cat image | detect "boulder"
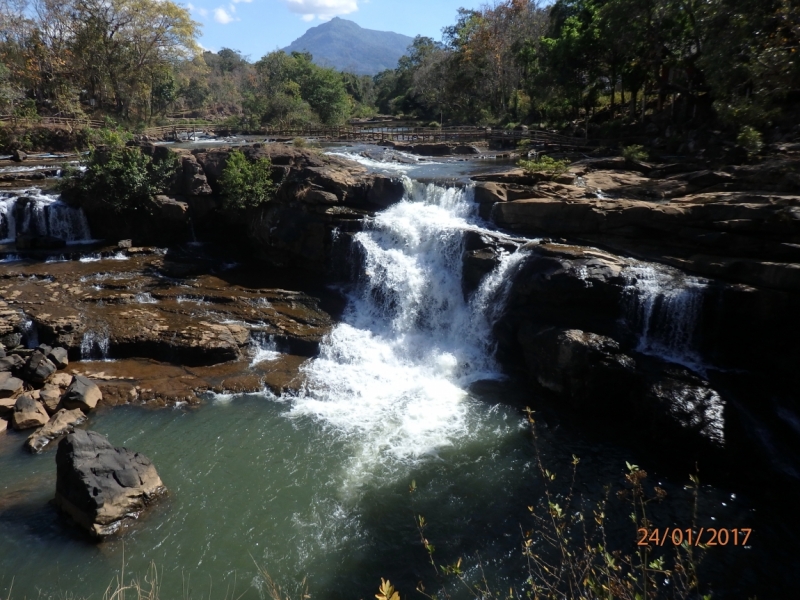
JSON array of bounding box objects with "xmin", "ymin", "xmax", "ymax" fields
[
  {"xmin": 0, "ymin": 396, "xmax": 15, "ymax": 417},
  {"xmin": 22, "ymin": 351, "xmax": 57, "ymax": 386},
  {"xmin": 0, "ymin": 371, "xmax": 23, "ymax": 398},
  {"xmin": 11, "ymin": 149, "xmax": 27, "ymax": 162},
  {"xmin": 26, "ymin": 408, "xmax": 86, "ymax": 453},
  {"xmin": 0, "ymin": 355, "xmax": 24, "ymax": 373},
  {"xmin": 49, "ymin": 372, "xmax": 73, "ymax": 388},
  {"xmin": 61, "ymin": 375, "xmax": 102, "ymax": 411},
  {"xmin": 118, "ymin": 239, "xmax": 133, "ymax": 249},
  {"xmin": 11, "ymin": 394, "xmax": 49, "ymax": 430},
  {"xmin": 47, "ymin": 347, "xmax": 69, "ymax": 369},
  {"xmin": 54, "ymin": 430, "xmax": 165, "ymax": 537},
  {"xmin": 152, "ymin": 196, "xmax": 189, "ymax": 222},
  {"xmin": 39, "ymin": 384, "xmax": 63, "ymax": 414}
]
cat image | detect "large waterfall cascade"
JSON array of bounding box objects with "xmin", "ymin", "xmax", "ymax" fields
[{"xmin": 283, "ymin": 179, "xmax": 528, "ymax": 485}]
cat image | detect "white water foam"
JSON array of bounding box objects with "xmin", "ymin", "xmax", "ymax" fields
[
  {"xmin": 284, "ymin": 179, "xmax": 527, "ymax": 489},
  {"xmin": 327, "ymin": 151, "xmax": 435, "ymax": 174}
]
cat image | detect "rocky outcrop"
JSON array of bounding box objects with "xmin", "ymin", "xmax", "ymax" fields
[
  {"xmin": 521, "ymin": 327, "xmax": 724, "ymax": 448},
  {"xmin": 54, "ymin": 430, "xmax": 165, "ymax": 537},
  {"xmin": 379, "ymin": 140, "xmax": 482, "ymax": 156},
  {"xmin": 79, "ymin": 144, "xmax": 405, "ymax": 273},
  {"xmin": 474, "ymin": 159, "xmax": 800, "ymax": 294}
]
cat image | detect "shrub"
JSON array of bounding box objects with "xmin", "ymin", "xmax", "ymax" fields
[
  {"xmin": 88, "ymin": 127, "xmax": 133, "ymax": 148},
  {"xmin": 737, "ymin": 125, "xmax": 763, "ymax": 154},
  {"xmin": 408, "ymin": 409, "xmax": 707, "ymax": 600},
  {"xmin": 622, "ymin": 144, "xmax": 649, "ymax": 161},
  {"xmin": 428, "ymin": 121, "xmax": 441, "ymax": 128},
  {"xmin": 518, "ymin": 154, "xmax": 571, "ymax": 178},
  {"xmin": 59, "ymin": 145, "xmax": 178, "ymax": 212},
  {"xmin": 218, "ymin": 149, "xmax": 276, "ymax": 210},
  {"xmin": 292, "ymin": 137, "xmax": 307, "ymax": 148}
]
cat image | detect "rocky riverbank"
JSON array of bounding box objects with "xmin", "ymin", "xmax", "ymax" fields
[{"xmin": 467, "ymin": 152, "xmax": 800, "ymax": 486}]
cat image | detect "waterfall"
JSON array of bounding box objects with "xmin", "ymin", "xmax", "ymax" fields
[
  {"xmin": 80, "ymin": 328, "xmax": 110, "ymax": 360},
  {"xmin": 623, "ymin": 264, "xmax": 706, "ymax": 370},
  {"xmin": 0, "ymin": 189, "xmax": 93, "ymax": 243},
  {"xmin": 250, "ymin": 332, "xmax": 281, "ymax": 366},
  {"xmin": 285, "ymin": 179, "xmax": 527, "ymax": 484}
]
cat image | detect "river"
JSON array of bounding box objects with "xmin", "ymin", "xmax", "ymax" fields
[{"xmin": 0, "ymin": 148, "xmax": 794, "ymax": 599}]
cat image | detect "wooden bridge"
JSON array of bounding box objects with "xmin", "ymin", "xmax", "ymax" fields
[
  {"xmin": 141, "ymin": 123, "xmax": 590, "ymax": 148},
  {"xmin": 0, "ymin": 115, "xmax": 105, "ymax": 129}
]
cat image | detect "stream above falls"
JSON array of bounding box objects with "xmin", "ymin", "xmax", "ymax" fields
[{"xmin": 0, "ymin": 150, "xmax": 796, "ymax": 599}]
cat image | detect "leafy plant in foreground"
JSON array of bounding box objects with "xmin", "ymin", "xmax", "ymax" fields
[
  {"xmin": 736, "ymin": 126, "xmax": 763, "ymax": 155},
  {"xmin": 59, "ymin": 145, "xmax": 178, "ymax": 212},
  {"xmin": 518, "ymin": 155, "xmax": 571, "ymax": 179},
  {"xmin": 219, "ymin": 149, "xmax": 276, "ymax": 210},
  {"xmin": 622, "ymin": 144, "xmax": 649, "ymax": 162}
]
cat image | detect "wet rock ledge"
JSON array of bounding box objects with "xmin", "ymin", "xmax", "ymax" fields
[{"xmin": 0, "ymin": 253, "xmax": 332, "ymax": 407}]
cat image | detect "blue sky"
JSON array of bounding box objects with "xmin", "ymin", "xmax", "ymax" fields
[{"xmin": 182, "ymin": 0, "xmax": 484, "ymax": 59}]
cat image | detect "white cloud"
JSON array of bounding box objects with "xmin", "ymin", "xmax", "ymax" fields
[
  {"xmin": 231, "ymin": 0, "xmax": 252, "ymax": 3},
  {"xmin": 186, "ymin": 3, "xmax": 209, "ymax": 16},
  {"xmin": 284, "ymin": 0, "xmax": 359, "ymax": 20},
  {"xmin": 213, "ymin": 6, "xmax": 236, "ymax": 23}
]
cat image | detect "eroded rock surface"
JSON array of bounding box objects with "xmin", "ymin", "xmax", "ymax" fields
[
  {"xmin": 54, "ymin": 430, "xmax": 165, "ymax": 537},
  {"xmin": 26, "ymin": 407, "xmax": 86, "ymax": 453}
]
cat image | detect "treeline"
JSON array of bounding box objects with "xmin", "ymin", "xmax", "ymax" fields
[{"xmin": 2, "ymin": 0, "xmax": 798, "ymax": 134}]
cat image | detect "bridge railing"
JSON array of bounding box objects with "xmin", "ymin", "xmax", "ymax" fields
[{"xmin": 0, "ymin": 115, "xmax": 105, "ymax": 129}]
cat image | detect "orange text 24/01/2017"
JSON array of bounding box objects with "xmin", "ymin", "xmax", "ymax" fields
[{"xmin": 636, "ymin": 528, "xmax": 752, "ymax": 547}]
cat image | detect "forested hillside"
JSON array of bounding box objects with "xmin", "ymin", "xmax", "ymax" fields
[{"xmin": 1, "ymin": 0, "xmax": 798, "ymax": 137}]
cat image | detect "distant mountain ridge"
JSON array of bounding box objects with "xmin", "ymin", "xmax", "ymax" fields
[{"xmin": 282, "ymin": 18, "xmax": 415, "ymax": 76}]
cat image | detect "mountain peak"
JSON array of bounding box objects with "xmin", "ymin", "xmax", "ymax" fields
[{"xmin": 282, "ymin": 18, "xmax": 415, "ymax": 76}]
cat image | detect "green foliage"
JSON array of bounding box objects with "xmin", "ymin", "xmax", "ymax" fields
[
  {"xmin": 218, "ymin": 150, "xmax": 276, "ymax": 210},
  {"xmin": 293, "ymin": 137, "xmax": 307, "ymax": 149},
  {"xmin": 622, "ymin": 144, "xmax": 648, "ymax": 161},
  {"xmin": 88, "ymin": 127, "xmax": 133, "ymax": 148},
  {"xmin": 518, "ymin": 155, "xmax": 571, "ymax": 178},
  {"xmin": 737, "ymin": 125, "xmax": 764, "ymax": 154},
  {"xmin": 60, "ymin": 146, "xmax": 178, "ymax": 212}
]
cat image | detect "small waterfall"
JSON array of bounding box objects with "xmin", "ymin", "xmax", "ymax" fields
[
  {"xmin": 286, "ymin": 178, "xmax": 527, "ymax": 484},
  {"xmin": 133, "ymin": 292, "xmax": 158, "ymax": 304},
  {"xmin": 0, "ymin": 189, "xmax": 93, "ymax": 243},
  {"xmin": 80, "ymin": 328, "xmax": 110, "ymax": 360},
  {"xmin": 250, "ymin": 332, "xmax": 281, "ymax": 366},
  {"xmin": 624, "ymin": 264, "xmax": 706, "ymax": 369},
  {"xmin": 21, "ymin": 319, "xmax": 39, "ymax": 348}
]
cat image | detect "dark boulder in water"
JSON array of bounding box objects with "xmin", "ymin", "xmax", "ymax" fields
[{"xmin": 54, "ymin": 430, "xmax": 166, "ymax": 537}]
